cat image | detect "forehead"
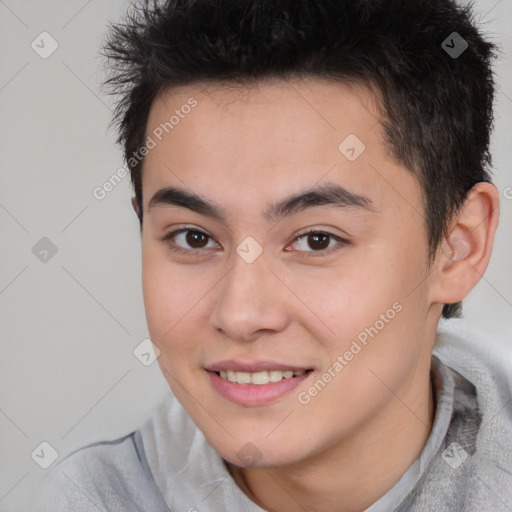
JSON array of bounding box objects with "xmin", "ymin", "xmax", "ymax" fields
[
  {"xmin": 142, "ymin": 77, "xmax": 422, "ymax": 225},
  {"xmin": 147, "ymin": 77, "xmax": 383, "ymax": 151}
]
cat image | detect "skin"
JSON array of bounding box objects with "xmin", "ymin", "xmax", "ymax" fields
[{"xmin": 133, "ymin": 77, "xmax": 499, "ymax": 512}]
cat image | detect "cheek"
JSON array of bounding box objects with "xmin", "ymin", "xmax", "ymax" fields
[
  {"xmin": 300, "ymin": 242, "xmax": 427, "ymax": 363},
  {"xmin": 289, "ymin": 258, "xmax": 398, "ymax": 335},
  {"xmin": 141, "ymin": 243, "xmax": 218, "ymax": 365},
  {"xmin": 141, "ymin": 245, "xmax": 188, "ymax": 346}
]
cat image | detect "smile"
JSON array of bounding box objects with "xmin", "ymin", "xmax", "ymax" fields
[
  {"xmin": 206, "ymin": 368, "xmax": 313, "ymax": 406},
  {"xmin": 217, "ymin": 369, "xmax": 306, "ymax": 385}
]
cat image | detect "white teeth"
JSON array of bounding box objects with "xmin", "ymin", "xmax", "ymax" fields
[
  {"xmin": 251, "ymin": 371, "xmax": 270, "ymax": 385},
  {"xmin": 235, "ymin": 371, "xmax": 252, "ymax": 384},
  {"xmin": 269, "ymin": 370, "xmax": 283, "ymax": 382},
  {"xmin": 217, "ymin": 369, "xmax": 308, "ymax": 384}
]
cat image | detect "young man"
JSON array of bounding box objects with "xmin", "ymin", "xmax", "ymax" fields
[{"xmin": 32, "ymin": 0, "xmax": 511, "ymax": 511}]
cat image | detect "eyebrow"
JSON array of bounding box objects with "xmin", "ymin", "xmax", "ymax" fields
[{"xmin": 147, "ymin": 182, "xmax": 376, "ymax": 224}]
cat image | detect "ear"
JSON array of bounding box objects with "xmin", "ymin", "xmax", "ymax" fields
[{"xmin": 429, "ymin": 182, "xmax": 500, "ymax": 307}]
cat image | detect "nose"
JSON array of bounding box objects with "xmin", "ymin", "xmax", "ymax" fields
[{"xmin": 209, "ymin": 249, "xmax": 291, "ymax": 343}]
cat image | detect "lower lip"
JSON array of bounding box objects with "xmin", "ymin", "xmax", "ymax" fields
[{"xmin": 206, "ymin": 370, "xmax": 312, "ymax": 406}]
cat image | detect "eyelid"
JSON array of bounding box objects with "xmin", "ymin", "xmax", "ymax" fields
[
  {"xmin": 292, "ymin": 226, "xmax": 351, "ymax": 243},
  {"xmin": 157, "ymin": 225, "xmax": 218, "ymax": 256},
  {"xmin": 286, "ymin": 229, "xmax": 348, "ymax": 256}
]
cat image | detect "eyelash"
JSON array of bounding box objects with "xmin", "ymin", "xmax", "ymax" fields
[{"xmin": 158, "ymin": 227, "xmax": 348, "ymax": 258}]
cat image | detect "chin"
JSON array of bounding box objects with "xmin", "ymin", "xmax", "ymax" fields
[{"xmin": 208, "ymin": 433, "xmax": 307, "ymax": 470}]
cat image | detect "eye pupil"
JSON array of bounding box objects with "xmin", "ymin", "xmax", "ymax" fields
[
  {"xmin": 308, "ymin": 233, "xmax": 329, "ymax": 250},
  {"xmin": 186, "ymin": 230, "xmax": 208, "ymax": 248}
]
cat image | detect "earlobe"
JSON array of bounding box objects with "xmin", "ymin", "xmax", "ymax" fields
[{"xmin": 431, "ymin": 182, "xmax": 500, "ymax": 305}]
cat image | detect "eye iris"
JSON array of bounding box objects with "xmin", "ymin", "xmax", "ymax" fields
[
  {"xmin": 308, "ymin": 233, "xmax": 329, "ymax": 251},
  {"xmin": 186, "ymin": 230, "xmax": 208, "ymax": 248}
]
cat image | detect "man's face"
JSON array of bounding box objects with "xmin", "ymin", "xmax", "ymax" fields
[{"xmin": 140, "ymin": 78, "xmax": 437, "ymax": 467}]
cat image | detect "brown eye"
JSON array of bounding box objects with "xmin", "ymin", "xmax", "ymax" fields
[
  {"xmin": 184, "ymin": 230, "xmax": 209, "ymax": 248},
  {"xmin": 159, "ymin": 228, "xmax": 217, "ymax": 256},
  {"xmin": 289, "ymin": 230, "xmax": 347, "ymax": 257},
  {"xmin": 304, "ymin": 232, "xmax": 330, "ymax": 251}
]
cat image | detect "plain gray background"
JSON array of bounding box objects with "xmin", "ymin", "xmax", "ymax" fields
[{"xmin": 0, "ymin": 0, "xmax": 511, "ymax": 510}]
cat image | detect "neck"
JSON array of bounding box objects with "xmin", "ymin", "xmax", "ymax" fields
[{"xmin": 227, "ymin": 365, "xmax": 435, "ymax": 512}]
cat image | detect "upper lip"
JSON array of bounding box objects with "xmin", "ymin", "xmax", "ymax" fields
[{"xmin": 206, "ymin": 360, "xmax": 312, "ymax": 373}]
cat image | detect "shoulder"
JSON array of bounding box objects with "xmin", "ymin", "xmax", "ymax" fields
[
  {"xmin": 31, "ymin": 427, "xmax": 170, "ymax": 511},
  {"xmin": 430, "ymin": 320, "xmax": 512, "ymax": 506}
]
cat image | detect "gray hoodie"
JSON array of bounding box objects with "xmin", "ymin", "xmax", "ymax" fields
[{"xmin": 30, "ymin": 322, "xmax": 512, "ymax": 511}]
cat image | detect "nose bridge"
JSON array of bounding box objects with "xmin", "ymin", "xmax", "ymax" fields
[{"xmin": 210, "ymin": 244, "xmax": 288, "ymax": 340}]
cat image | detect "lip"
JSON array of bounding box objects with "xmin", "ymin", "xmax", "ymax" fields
[
  {"xmin": 206, "ymin": 368, "xmax": 313, "ymax": 406},
  {"xmin": 206, "ymin": 359, "xmax": 312, "ymax": 373}
]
